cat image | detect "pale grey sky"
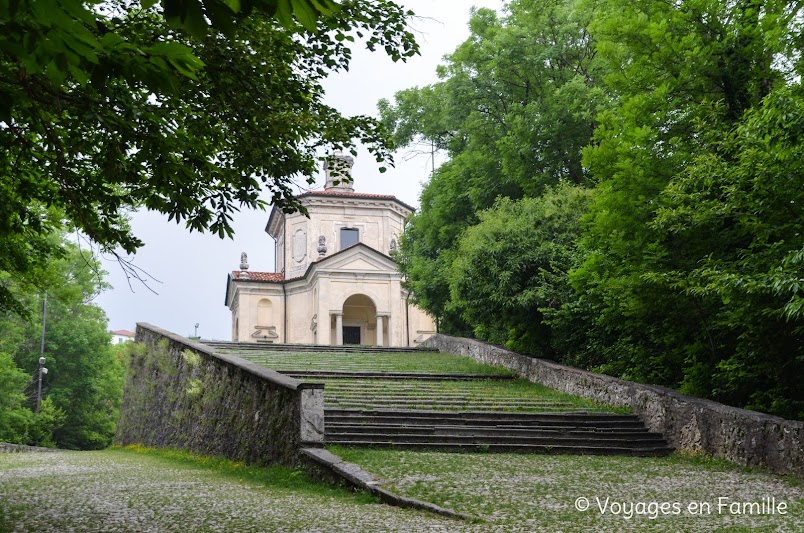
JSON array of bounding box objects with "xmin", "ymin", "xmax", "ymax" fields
[{"xmin": 96, "ymin": 1, "xmax": 504, "ymax": 340}]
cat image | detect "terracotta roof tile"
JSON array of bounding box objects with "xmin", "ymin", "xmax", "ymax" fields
[
  {"xmin": 300, "ymin": 190, "xmax": 397, "ymax": 200},
  {"xmin": 299, "ymin": 190, "xmax": 415, "ymax": 211},
  {"xmin": 231, "ymin": 271, "xmax": 284, "ymax": 282},
  {"xmin": 111, "ymin": 329, "xmax": 135, "ymax": 337}
]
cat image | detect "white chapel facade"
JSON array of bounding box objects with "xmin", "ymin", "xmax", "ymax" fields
[{"xmin": 224, "ymin": 153, "xmax": 436, "ymax": 346}]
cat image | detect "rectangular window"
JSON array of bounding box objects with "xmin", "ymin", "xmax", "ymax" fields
[{"xmin": 340, "ymin": 228, "xmax": 359, "ymax": 250}]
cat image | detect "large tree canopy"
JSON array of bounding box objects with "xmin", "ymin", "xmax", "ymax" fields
[
  {"xmin": 389, "ymin": 0, "xmax": 803, "ymax": 419},
  {"xmin": 0, "ymin": 234, "xmax": 123, "ymax": 449},
  {"xmin": 385, "ymin": 0, "xmax": 606, "ymax": 330},
  {"xmin": 572, "ymin": 0, "xmax": 803, "ymax": 416},
  {"xmin": 449, "ymin": 184, "xmax": 592, "ymax": 356},
  {"xmin": 0, "ymin": 0, "xmax": 418, "ymax": 314}
]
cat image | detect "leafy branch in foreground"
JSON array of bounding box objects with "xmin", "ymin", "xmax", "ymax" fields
[{"xmin": 0, "ymin": 0, "xmax": 419, "ymax": 313}]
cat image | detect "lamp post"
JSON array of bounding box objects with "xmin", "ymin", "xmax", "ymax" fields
[
  {"xmin": 37, "ymin": 293, "xmax": 48, "ymax": 413},
  {"xmin": 36, "ymin": 356, "xmax": 46, "ymax": 413}
]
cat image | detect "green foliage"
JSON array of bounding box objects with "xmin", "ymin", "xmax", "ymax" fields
[
  {"xmin": 572, "ymin": 0, "xmax": 803, "ymax": 417},
  {"xmin": 0, "ymin": 357, "xmax": 66, "ymax": 447},
  {"xmin": 645, "ymin": 83, "xmax": 804, "ymax": 416},
  {"xmin": 450, "ymin": 184, "xmax": 592, "ymax": 356},
  {"xmin": 390, "ymin": 0, "xmax": 606, "ymax": 333},
  {"xmin": 0, "ymin": 236, "xmax": 124, "ymax": 448},
  {"xmin": 390, "ymin": 0, "xmax": 803, "ymax": 419},
  {"xmin": 0, "ymin": 352, "xmax": 32, "ymax": 442},
  {"xmin": 27, "ymin": 398, "xmax": 66, "ymax": 448},
  {"xmin": 0, "ymin": 0, "xmax": 418, "ymax": 314}
]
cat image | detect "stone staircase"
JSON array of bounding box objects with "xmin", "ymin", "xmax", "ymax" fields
[
  {"xmin": 324, "ymin": 409, "xmax": 671, "ymax": 455},
  {"xmin": 208, "ymin": 343, "xmax": 673, "ymax": 457},
  {"xmin": 298, "ymin": 371, "xmax": 672, "ymax": 457},
  {"xmin": 317, "ymin": 377, "xmax": 589, "ymax": 412}
]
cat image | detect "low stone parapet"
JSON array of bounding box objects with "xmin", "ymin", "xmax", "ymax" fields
[
  {"xmin": 422, "ymin": 334, "xmax": 804, "ymax": 479},
  {"xmin": 114, "ymin": 323, "xmax": 324, "ymax": 467},
  {"xmin": 0, "ymin": 443, "xmax": 62, "ymax": 453}
]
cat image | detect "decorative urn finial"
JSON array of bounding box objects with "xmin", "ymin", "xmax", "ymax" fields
[
  {"xmin": 317, "ymin": 235, "xmax": 327, "ymax": 257},
  {"xmin": 239, "ymin": 252, "xmax": 249, "ymax": 280}
]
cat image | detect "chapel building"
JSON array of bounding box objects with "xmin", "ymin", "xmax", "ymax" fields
[{"xmin": 224, "ymin": 153, "xmax": 436, "ymax": 346}]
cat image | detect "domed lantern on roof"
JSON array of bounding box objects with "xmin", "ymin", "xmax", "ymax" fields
[{"xmin": 323, "ymin": 150, "xmax": 355, "ymax": 191}]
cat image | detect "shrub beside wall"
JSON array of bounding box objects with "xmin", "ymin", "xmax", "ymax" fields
[
  {"xmin": 115, "ymin": 324, "xmax": 324, "ymax": 467},
  {"xmin": 423, "ymin": 334, "xmax": 804, "ymax": 479}
]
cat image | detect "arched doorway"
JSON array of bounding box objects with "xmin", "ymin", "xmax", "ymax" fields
[{"xmin": 339, "ymin": 294, "xmax": 377, "ymax": 345}]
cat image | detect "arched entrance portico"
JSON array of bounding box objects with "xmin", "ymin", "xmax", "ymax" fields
[{"xmin": 332, "ymin": 294, "xmax": 387, "ymax": 346}]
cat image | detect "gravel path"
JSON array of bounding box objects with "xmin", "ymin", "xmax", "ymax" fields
[
  {"xmin": 3, "ymin": 449, "xmax": 802, "ymax": 532},
  {"xmin": 0, "ymin": 450, "xmax": 470, "ymax": 533},
  {"xmin": 336, "ymin": 449, "xmax": 804, "ymax": 533}
]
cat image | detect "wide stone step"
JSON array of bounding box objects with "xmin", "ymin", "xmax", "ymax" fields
[
  {"xmin": 325, "ymin": 385, "xmax": 518, "ymax": 394},
  {"xmin": 282, "ymin": 371, "xmax": 514, "ymax": 380},
  {"xmin": 328, "ymin": 406, "xmax": 585, "ymax": 414},
  {"xmin": 325, "ymin": 391, "xmax": 567, "ymax": 400},
  {"xmin": 326, "ymin": 423, "xmax": 666, "ymax": 440},
  {"xmin": 325, "ymin": 430, "xmax": 668, "ymax": 447},
  {"xmin": 324, "ymin": 440, "xmax": 673, "ymax": 456},
  {"xmin": 325, "ymin": 419, "xmax": 648, "ymax": 431},
  {"xmin": 322, "ymin": 407, "xmax": 671, "ymax": 455},
  {"xmin": 327, "ymin": 418, "xmax": 645, "ymax": 429},
  {"xmin": 325, "ymin": 383, "xmax": 502, "ymax": 390},
  {"xmin": 325, "ymin": 402, "xmax": 581, "ymax": 413},
  {"xmin": 325, "ymin": 409, "xmax": 643, "ymax": 427},
  {"xmin": 203, "ymin": 341, "xmax": 426, "ymax": 353},
  {"xmin": 325, "ymin": 402, "xmax": 577, "ymax": 411},
  {"xmin": 326, "ymin": 397, "xmax": 573, "ymax": 406}
]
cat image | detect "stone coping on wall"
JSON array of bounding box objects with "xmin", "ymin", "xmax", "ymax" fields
[
  {"xmin": 1, "ymin": 443, "xmax": 63, "ymax": 453},
  {"xmin": 136, "ymin": 323, "xmax": 323, "ymax": 392},
  {"xmin": 421, "ymin": 334, "xmax": 804, "ymax": 479}
]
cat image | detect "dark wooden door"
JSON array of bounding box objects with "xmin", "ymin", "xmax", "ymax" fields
[{"xmin": 343, "ymin": 326, "xmax": 361, "ymax": 345}]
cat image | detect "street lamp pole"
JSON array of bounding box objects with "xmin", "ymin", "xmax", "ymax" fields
[
  {"xmin": 37, "ymin": 293, "xmax": 47, "ymax": 413},
  {"xmin": 37, "ymin": 356, "xmax": 45, "ymax": 413}
]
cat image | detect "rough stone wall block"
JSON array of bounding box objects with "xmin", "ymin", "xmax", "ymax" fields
[
  {"xmin": 115, "ymin": 323, "xmax": 325, "ymax": 467},
  {"xmin": 300, "ymin": 388, "xmax": 325, "ymax": 444},
  {"xmin": 422, "ymin": 334, "xmax": 804, "ymax": 479}
]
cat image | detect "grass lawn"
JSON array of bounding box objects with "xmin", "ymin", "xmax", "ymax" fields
[
  {"xmin": 331, "ymin": 447, "xmax": 804, "ymax": 532},
  {"xmin": 322, "ymin": 378, "xmax": 623, "ymax": 413},
  {"xmin": 219, "ymin": 349, "xmax": 512, "ymax": 375}
]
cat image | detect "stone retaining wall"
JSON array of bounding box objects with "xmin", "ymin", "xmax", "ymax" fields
[
  {"xmin": 422, "ymin": 334, "xmax": 804, "ymax": 479},
  {"xmin": 0, "ymin": 443, "xmax": 62, "ymax": 453},
  {"xmin": 115, "ymin": 324, "xmax": 324, "ymax": 467}
]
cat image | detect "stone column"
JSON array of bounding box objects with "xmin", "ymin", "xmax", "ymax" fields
[
  {"xmin": 376, "ymin": 315, "xmax": 384, "ymax": 347},
  {"xmin": 335, "ymin": 313, "xmax": 343, "ymax": 346}
]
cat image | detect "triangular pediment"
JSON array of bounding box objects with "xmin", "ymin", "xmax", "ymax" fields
[{"xmin": 313, "ymin": 243, "xmax": 397, "ymax": 274}]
